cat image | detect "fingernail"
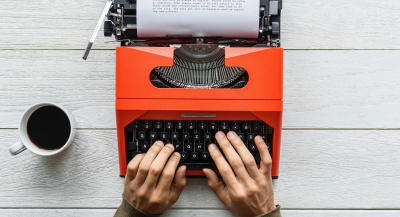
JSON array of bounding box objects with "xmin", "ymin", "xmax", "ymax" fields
[
  {"xmin": 216, "ymin": 131, "xmax": 224, "ymax": 139},
  {"xmin": 166, "ymin": 144, "xmax": 174, "ymax": 149},
  {"xmin": 173, "ymin": 152, "xmax": 180, "ymax": 157},
  {"xmin": 255, "ymin": 136, "xmax": 263, "ymax": 143},
  {"xmin": 208, "ymin": 144, "xmax": 217, "ymax": 151},
  {"xmin": 227, "ymin": 131, "xmax": 236, "ymax": 139},
  {"xmin": 155, "ymin": 141, "xmax": 164, "ymax": 146}
]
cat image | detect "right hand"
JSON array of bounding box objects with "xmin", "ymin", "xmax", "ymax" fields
[{"xmin": 203, "ymin": 131, "xmax": 276, "ymax": 217}]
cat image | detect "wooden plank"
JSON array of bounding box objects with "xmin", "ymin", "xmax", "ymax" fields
[
  {"xmin": 0, "ymin": 0, "xmax": 399, "ymax": 50},
  {"xmin": 0, "ymin": 209, "xmax": 231, "ymax": 217},
  {"xmin": 2, "ymin": 209, "xmax": 400, "ymax": 217},
  {"xmin": 1, "ymin": 50, "xmax": 399, "ymax": 129},
  {"xmin": 283, "ymin": 210, "xmax": 400, "ymax": 217},
  {"xmin": 283, "ymin": 50, "xmax": 400, "ymax": 128},
  {"xmin": 1, "ymin": 129, "xmax": 400, "ymax": 209}
]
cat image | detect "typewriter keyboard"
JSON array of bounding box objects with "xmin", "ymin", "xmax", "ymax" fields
[{"xmin": 125, "ymin": 120, "xmax": 273, "ymax": 169}]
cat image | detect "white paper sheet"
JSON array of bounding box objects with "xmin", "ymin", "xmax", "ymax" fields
[{"xmin": 137, "ymin": 0, "xmax": 259, "ymax": 38}]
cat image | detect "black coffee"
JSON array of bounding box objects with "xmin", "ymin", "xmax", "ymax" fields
[{"xmin": 27, "ymin": 105, "xmax": 71, "ymax": 150}]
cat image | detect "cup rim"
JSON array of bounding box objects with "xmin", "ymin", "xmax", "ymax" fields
[{"xmin": 19, "ymin": 102, "xmax": 75, "ymax": 156}]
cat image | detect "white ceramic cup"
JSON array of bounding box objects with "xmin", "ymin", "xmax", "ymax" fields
[{"xmin": 9, "ymin": 102, "xmax": 75, "ymax": 156}]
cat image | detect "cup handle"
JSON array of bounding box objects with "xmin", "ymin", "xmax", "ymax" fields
[{"xmin": 9, "ymin": 141, "xmax": 27, "ymax": 155}]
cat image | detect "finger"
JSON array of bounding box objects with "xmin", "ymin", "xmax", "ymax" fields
[
  {"xmin": 203, "ymin": 168, "xmax": 231, "ymax": 207},
  {"xmin": 157, "ymin": 152, "xmax": 181, "ymax": 190},
  {"xmin": 226, "ymin": 131, "xmax": 259, "ymax": 179},
  {"xmin": 208, "ymin": 143, "xmax": 238, "ymax": 187},
  {"xmin": 143, "ymin": 144, "xmax": 175, "ymax": 188},
  {"xmin": 255, "ymin": 136, "xmax": 273, "ymax": 176},
  {"xmin": 215, "ymin": 131, "xmax": 250, "ymax": 180},
  {"xmin": 134, "ymin": 141, "xmax": 165, "ymax": 186},
  {"xmin": 169, "ymin": 165, "xmax": 187, "ymax": 204},
  {"xmin": 125, "ymin": 153, "xmax": 145, "ymax": 183}
]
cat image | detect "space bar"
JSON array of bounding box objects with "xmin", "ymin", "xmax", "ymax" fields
[{"xmin": 179, "ymin": 162, "xmax": 216, "ymax": 169}]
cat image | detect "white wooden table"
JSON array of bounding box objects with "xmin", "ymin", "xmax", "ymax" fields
[{"xmin": 1, "ymin": 0, "xmax": 400, "ymax": 216}]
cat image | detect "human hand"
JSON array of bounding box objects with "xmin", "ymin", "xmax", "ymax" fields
[
  {"xmin": 203, "ymin": 131, "xmax": 276, "ymax": 217},
  {"xmin": 123, "ymin": 141, "xmax": 187, "ymax": 215}
]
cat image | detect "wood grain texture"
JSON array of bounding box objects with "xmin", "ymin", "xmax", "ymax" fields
[
  {"xmin": 2, "ymin": 209, "xmax": 400, "ymax": 217},
  {"xmin": 1, "ymin": 0, "xmax": 400, "ymax": 215},
  {"xmin": 0, "ymin": 0, "xmax": 399, "ymax": 50},
  {"xmin": 1, "ymin": 129, "xmax": 400, "ymax": 209},
  {"xmin": 1, "ymin": 50, "xmax": 399, "ymax": 129}
]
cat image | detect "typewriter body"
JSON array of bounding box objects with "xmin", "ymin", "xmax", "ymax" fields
[{"xmin": 84, "ymin": 0, "xmax": 283, "ymax": 178}]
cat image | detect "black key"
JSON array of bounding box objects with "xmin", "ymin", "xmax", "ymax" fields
[
  {"xmin": 174, "ymin": 141, "xmax": 182, "ymax": 151},
  {"xmin": 138, "ymin": 132, "xmax": 146, "ymax": 140},
  {"xmin": 248, "ymin": 143, "xmax": 257, "ymax": 152},
  {"xmin": 176, "ymin": 121, "xmax": 184, "ymax": 130},
  {"xmin": 127, "ymin": 141, "xmax": 138, "ymax": 151},
  {"xmin": 133, "ymin": 121, "xmax": 140, "ymax": 129},
  {"xmin": 247, "ymin": 133, "xmax": 255, "ymax": 142},
  {"xmin": 140, "ymin": 142, "xmax": 150, "ymax": 151},
  {"xmin": 242, "ymin": 121, "xmax": 250, "ymax": 130},
  {"xmin": 195, "ymin": 143, "xmax": 204, "ymax": 152},
  {"xmin": 266, "ymin": 133, "xmax": 273, "ymax": 143},
  {"xmin": 166, "ymin": 121, "xmax": 174, "ymax": 130},
  {"xmin": 209, "ymin": 121, "xmax": 217, "ymax": 130},
  {"xmin": 180, "ymin": 152, "xmax": 188, "ymax": 161},
  {"xmin": 182, "ymin": 132, "xmax": 190, "ymax": 140},
  {"xmin": 187, "ymin": 121, "xmax": 195, "ymax": 130},
  {"xmin": 185, "ymin": 142, "xmax": 194, "ymax": 152},
  {"xmin": 204, "ymin": 132, "xmax": 212, "ymax": 141},
  {"xmin": 252, "ymin": 122, "xmax": 261, "ymax": 131},
  {"xmin": 198, "ymin": 121, "xmax": 206, "ymax": 130},
  {"xmin": 201, "ymin": 152, "xmax": 210, "ymax": 161},
  {"xmin": 149, "ymin": 132, "xmax": 157, "ymax": 140},
  {"xmin": 190, "ymin": 152, "xmax": 199, "ymax": 161},
  {"xmin": 220, "ymin": 121, "xmax": 228, "ymax": 131},
  {"xmin": 193, "ymin": 132, "xmax": 201, "ymax": 141},
  {"xmin": 237, "ymin": 133, "xmax": 245, "ymax": 141},
  {"xmin": 171, "ymin": 132, "xmax": 179, "ymax": 140},
  {"xmin": 143, "ymin": 121, "xmax": 151, "ymax": 130},
  {"xmin": 154, "ymin": 121, "xmax": 163, "ymax": 129},
  {"xmin": 160, "ymin": 132, "xmax": 168, "ymax": 140},
  {"xmin": 231, "ymin": 121, "xmax": 240, "ymax": 131}
]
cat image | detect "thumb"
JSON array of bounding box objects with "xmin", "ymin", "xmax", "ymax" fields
[
  {"xmin": 169, "ymin": 165, "xmax": 187, "ymax": 204},
  {"xmin": 203, "ymin": 168, "xmax": 231, "ymax": 207}
]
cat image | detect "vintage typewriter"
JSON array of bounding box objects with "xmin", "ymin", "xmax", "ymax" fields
[{"xmin": 84, "ymin": 0, "xmax": 283, "ymax": 178}]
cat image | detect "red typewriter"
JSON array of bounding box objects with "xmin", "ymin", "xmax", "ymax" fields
[{"xmin": 84, "ymin": 0, "xmax": 283, "ymax": 178}]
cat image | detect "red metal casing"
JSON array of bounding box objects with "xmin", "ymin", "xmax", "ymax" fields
[{"xmin": 116, "ymin": 46, "xmax": 283, "ymax": 177}]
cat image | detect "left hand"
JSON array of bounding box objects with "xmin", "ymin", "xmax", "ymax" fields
[{"xmin": 123, "ymin": 141, "xmax": 187, "ymax": 215}]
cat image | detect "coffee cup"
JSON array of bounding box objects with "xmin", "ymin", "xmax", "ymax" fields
[{"xmin": 9, "ymin": 102, "xmax": 75, "ymax": 156}]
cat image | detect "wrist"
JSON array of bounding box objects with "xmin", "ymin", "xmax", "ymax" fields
[
  {"xmin": 256, "ymin": 205, "xmax": 281, "ymax": 217},
  {"xmin": 120, "ymin": 196, "xmax": 162, "ymax": 217},
  {"xmin": 267, "ymin": 202, "xmax": 277, "ymax": 212}
]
